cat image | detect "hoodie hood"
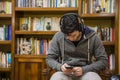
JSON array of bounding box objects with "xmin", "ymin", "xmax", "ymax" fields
[{"xmin": 83, "ymin": 26, "xmax": 96, "ymax": 39}]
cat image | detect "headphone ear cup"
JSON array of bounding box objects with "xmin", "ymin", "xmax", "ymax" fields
[
  {"xmin": 60, "ymin": 18, "xmax": 63, "ymax": 30},
  {"xmin": 78, "ymin": 23, "xmax": 84, "ymax": 32},
  {"xmin": 60, "ymin": 24, "xmax": 63, "ymax": 30}
]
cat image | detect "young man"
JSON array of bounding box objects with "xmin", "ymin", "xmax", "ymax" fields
[{"xmin": 46, "ymin": 13, "xmax": 108, "ymax": 80}]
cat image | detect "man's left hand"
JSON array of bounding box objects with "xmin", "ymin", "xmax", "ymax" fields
[{"xmin": 72, "ymin": 67, "xmax": 83, "ymax": 76}]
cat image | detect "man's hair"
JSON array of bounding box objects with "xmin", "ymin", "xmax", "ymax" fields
[{"xmin": 60, "ymin": 14, "xmax": 79, "ymax": 34}]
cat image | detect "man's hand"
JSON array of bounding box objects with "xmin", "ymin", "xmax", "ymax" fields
[
  {"xmin": 72, "ymin": 67, "xmax": 83, "ymax": 76},
  {"xmin": 61, "ymin": 63, "xmax": 73, "ymax": 75},
  {"xmin": 61, "ymin": 64, "xmax": 83, "ymax": 76}
]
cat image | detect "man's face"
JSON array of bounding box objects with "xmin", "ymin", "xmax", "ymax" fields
[{"xmin": 65, "ymin": 30, "xmax": 82, "ymax": 41}]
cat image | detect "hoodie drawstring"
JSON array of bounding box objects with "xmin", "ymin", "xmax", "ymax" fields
[{"xmin": 61, "ymin": 38, "xmax": 90, "ymax": 65}]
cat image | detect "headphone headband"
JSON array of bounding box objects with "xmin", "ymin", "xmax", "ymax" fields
[
  {"xmin": 60, "ymin": 13, "xmax": 85, "ymax": 34},
  {"xmin": 60, "ymin": 13, "xmax": 84, "ymax": 25}
]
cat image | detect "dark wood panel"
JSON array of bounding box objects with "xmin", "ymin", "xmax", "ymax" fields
[
  {"xmin": 18, "ymin": 62, "xmax": 42, "ymax": 80},
  {"xmin": 15, "ymin": 57, "xmax": 47, "ymax": 80}
]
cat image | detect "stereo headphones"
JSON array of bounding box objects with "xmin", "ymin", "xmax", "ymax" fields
[{"xmin": 60, "ymin": 13, "xmax": 85, "ymax": 34}]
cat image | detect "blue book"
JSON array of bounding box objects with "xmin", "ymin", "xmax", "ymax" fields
[
  {"xmin": 6, "ymin": 25, "xmax": 9, "ymax": 40},
  {"xmin": 8, "ymin": 25, "xmax": 12, "ymax": 40},
  {"xmin": 7, "ymin": 53, "xmax": 12, "ymax": 64},
  {"xmin": 40, "ymin": 39, "xmax": 44, "ymax": 55}
]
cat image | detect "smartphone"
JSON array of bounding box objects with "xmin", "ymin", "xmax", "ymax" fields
[{"xmin": 65, "ymin": 66, "xmax": 73, "ymax": 69}]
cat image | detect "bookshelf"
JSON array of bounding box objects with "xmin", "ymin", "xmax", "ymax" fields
[
  {"xmin": 13, "ymin": 0, "xmax": 79, "ymax": 80},
  {"xmin": 0, "ymin": 0, "xmax": 119, "ymax": 80},
  {"xmin": 80, "ymin": 0, "xmax": 119, "ymax": 79},
  {"xmin": 13, "ymin": 0, "xmax": 78, "ymax": 80},
  {"xmin": 0, "ymin": 0, "xmax": 12, "ymax": 80}
]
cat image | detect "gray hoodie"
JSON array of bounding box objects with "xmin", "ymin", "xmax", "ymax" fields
[{"xmin": 46, "ymin": 26, "xmax": 108, "ymax": 74}]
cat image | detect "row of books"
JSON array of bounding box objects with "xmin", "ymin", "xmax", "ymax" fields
[
  {"xmin": 0, "ymin": 51, "xmax": 11, "ymax": 67},
  {"xmin": 82, "ymin": 0, "xmax": 115, "ymax": 14},
  {"xmin": 0, "ymin": 25, "xmax": 12, "ymax": 41},
  {"xmin": 108, "ymin": 54, "xmax": 115, "ymax": 70},
  {"xmin": 105, "ymin": 46, "xmax": 115, "ymax": 70},
  {"xmin": 16, "ymin": 37, "xmax": 115, "ymax": 70},
  {"xmin": 0, "ymin": 1, "xmax": 12, "ymax": 14},
  {"xmin": 89, "ymin": 26, "xmax": 114, "ymax": 42},
  {"xmin": 19, "ymin": 16, "xmax": 60, "ymax": 31},
  {"xmin": 0, "ymin": 72, "xmax": 10, "ymax": 80},
  {"xmin": 17, "ymin": 37, "xmax": 51, "ymax": 55},
  {"xmin": 16, "ymin": 0, "xmax": 78, "ymax": 8}
]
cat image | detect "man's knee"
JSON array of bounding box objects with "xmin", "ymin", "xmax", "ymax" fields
[
  {"xmin": 81, "ymin": 72, "xmax": 102, "ymax": 80},
  {"xmin": 50, "ymin": 71, "xmax": 71, "ymax": 80}
]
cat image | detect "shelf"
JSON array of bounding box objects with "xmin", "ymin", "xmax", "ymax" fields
[
  {"xmin": 81, "ymin": 13, "xmax": 115, "ymax": 19},
  {"xmin": 0, "ymin": 41, "xmax": 11, "ymax": 44},
  {"xmin": 15, "ymin": 7, "xmax": 78, "ymax": 14},
  {"xmin": 0, "ymin": 68, "xmax": 11, "ymax": 72},
  {"xmin": 102, "ymin": 41, "xmax": 115, "ymax": 46},
  {"xmin": 0, "ymin": 64, "xmax": 11, "ymax": 72},
  {"xmin": 0, "ymin": 14, "xmax": 12, "ymax": 18},
  {"xmin": 15, "ymin": 31, "xmax": 58, "ymax": 35},
  {"xmin": 15, "ymin": 7, "xmax": 78, "ymax": 12},
  {"xmin": 15, "ymin": 54, "xmax": 46, "ymax": 58}
]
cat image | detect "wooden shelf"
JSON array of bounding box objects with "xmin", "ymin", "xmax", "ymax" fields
[
  {"xmin": 102, "ymin": 41, "xmax": 115, "ymax": 46},
  {"xmin": 15, "ymin": 7, "xmax": 78, "ymax": 12},
  {"xmin": 0, "ymin": 14, "xmax": 12, "ymax": 18},
  {"xmin": 15, "ymin": 54, "xmax": 46, "ymax": 58},
  {"xmin": 0, "ymin": 41, "xmax": 11, "ymax": 44},
  {"xmin": 81, "ymin": 13, "xmax": 115, "ymax": 18},
  {"xmin": 0, "ymin": 68, "xmax": 11, "ymax": 72},
  {"xmin": 15, "ymin": 31, "xmax": 58, "ymax": 35},
  {"xmin": 0, "ymin": 64, "xmax": 11, "ymax": 72}
]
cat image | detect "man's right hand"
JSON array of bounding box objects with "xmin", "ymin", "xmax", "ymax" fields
[{"xmin": 61, "ymin": 63, "xmax": 73, "ymax": 75}]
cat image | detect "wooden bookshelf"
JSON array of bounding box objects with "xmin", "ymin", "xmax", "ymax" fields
[
  {"xmin": 0, "ymin": 0, "xmax": 12, "ymax": 80},
  {"xmin": 0, "ymin": 0, "xmax": 118, "ymax": 80},
  {"xmin": 80, "ymin": 0, "xmax": 119, "ymax": 76}
]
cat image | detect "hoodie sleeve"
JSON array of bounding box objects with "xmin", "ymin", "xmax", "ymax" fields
[
  {"xmin": 46, "ymin": 33, "xmax": 62, "ymax": 71},
  {"xmin": 82, "ymin": 34, "xmax": 108, "ymax": 74}
]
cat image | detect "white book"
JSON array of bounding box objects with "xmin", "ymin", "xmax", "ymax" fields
[
  {"xmin": 2, "ymin": 52, "xmax": 5, "ymax": 65},
  {"xmin": 8, "ymin": 2, "xmax": 12, "ymax": 14},
  {"xmin": 51, "ymin": 17, "xmax": 60, "ymax": 31},
  {"xmin": 33, "ymin": 17, "xmax": 43, "ymax": 31},
  {"xmin": 0, "ymin": 27, "xmax": 4, "ymax": 40},
  {"xmin": 43, "ymin": 0, "xmax": 48, "ymax": 7},
  {"xmin": 40, "ymin": 16, "xmax": 45, "ymax": 31},
  {"xmin": 71, "ymin": 0, "xmax": 76, "ymax": 7},
  {"xmin": 109, "ymin": 54, "xmax": 115, "ymax": 70}
]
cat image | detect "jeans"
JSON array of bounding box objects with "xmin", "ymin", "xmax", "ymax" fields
[{"xmin": 50, "ymin": 71, "xmax": 102, "ymax": 80}]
